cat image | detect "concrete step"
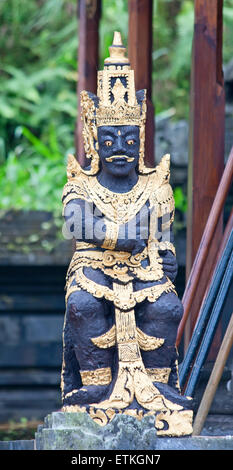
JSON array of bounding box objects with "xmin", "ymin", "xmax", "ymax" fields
[{"xmin": 0, "ymin": 439, "xmax": 34, "ymax": 450}]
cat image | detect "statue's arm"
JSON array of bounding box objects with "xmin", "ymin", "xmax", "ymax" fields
[
  {"xmin": 63, "ymin": 198, "xmax": 108, "ymax": 247},
  {"xmin": 115, "ymin": 204, "xmax": 150, "ymax": 254},
  {"xmin": 157, "ymin": 209, "xmax": 178, "ymax": 283},
  {"xmin": 63, "ymin": 197, "xmax": 149, "ymax": 253}
]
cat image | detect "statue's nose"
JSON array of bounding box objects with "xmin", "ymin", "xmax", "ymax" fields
[{"xmin": 115, "ymin": 135, "xmax": 126, "ymax": 154}]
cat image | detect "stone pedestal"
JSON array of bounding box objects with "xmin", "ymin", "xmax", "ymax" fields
[{"xmin": 35, "ymin": 412, "xmax": 233, "ymax": 451}]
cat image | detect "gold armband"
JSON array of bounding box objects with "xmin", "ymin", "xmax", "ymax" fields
[{"xmin": 102, "ymin": 219, "xmax": 119, "ymax": 250}]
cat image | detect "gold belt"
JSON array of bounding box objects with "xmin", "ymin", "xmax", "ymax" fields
[
  {"xmin": 65, "ymin": 266, "xmax": 176, "ymax": 310},
  {"xmin": 66, "ymin": 246, "xmax": 165, "ymax": 287}
]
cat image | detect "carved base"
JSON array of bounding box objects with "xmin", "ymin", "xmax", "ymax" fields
[
  {"xmin": 61, "ymin": 405, "xmax": 193, "ymax": 437},
  {"xmin": 35, "ymin": 412, "xmax": 233, "ymax": 450}
]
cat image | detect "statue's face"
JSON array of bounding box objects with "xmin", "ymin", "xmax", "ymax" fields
[{"xmin": 97, "ymin": 125, "xmax": 140, "ymax": 176}]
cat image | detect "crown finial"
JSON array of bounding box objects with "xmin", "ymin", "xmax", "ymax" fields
[
  {"xmin": 112, "ymin": 31, "xmax": 123, "ymax": 46},
  {"xmin": 104, "ymin": 31, "xmax": 130, "ymax": 66}
]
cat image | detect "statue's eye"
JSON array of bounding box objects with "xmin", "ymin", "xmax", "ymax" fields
[
  {"xmin": 127, "ymin": 139, "xmax": 135, "ymax": 145},
  {"xmin": 104, "ymin": 140, "xmax": 113, "ymax": 147}
]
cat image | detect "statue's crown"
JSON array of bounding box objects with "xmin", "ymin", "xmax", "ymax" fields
[
  {"xmin": 96, "ymin": 31, "xmax": 142, "ymax": 127},
  {"xmin": 79, "ymin": 31, "xmax": 149, "ymax": 175}
]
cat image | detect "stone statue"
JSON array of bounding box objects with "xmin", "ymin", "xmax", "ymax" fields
[{"xmin": 61, "ymin": 32, "xmax": 193, "ymax": 437}]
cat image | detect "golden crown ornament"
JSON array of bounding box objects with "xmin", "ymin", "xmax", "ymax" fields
[{"xmin": 73, "ymin": 31, "xmax": 154, "ymax": 176}]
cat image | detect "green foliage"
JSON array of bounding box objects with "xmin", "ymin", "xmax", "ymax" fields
[
  {"xmin": 174, "ymin": 186, "xmax": 187, "ymax": 213},
  {"xmin": 0, "ymin": 0, "xmax": 77, "ymax": 214},
  {"xmin": 0, "ymin": 127, "xmax": 66, "ymax": 215},
  {"xmin": 99, "ymin": 0, "xmax": 128, "ymax": 68},
  {"xmin": 153, "ymin": 1, "xmax": 194, "ymax": 118},
  {"xmin": 0, "ymin": 418, "xmax": 40, "ymax": 441},
  {"xmin": 153, "ymin": 0, "xmax": 233, "ymax": 119},
  {"xmin": 223, "ymin": 0, "xmax": 233, "ymax": 63}
]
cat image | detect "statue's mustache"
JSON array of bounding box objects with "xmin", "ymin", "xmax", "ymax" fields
[{"xmin": 105, "ymin": 155, "xmax": 135, "ymax": 163}]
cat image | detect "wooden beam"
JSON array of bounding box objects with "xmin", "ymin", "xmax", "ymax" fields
[
  {"xmin": 185, "ymin": 0, "xmax": 225, "ymax": 348},
  {"xmin": 128, "ymin": 0, "xmax": 155, "ymax": 167},
  {"xmin": 76, "ymin": 0, "xmax": 101, "ymax": 166}
]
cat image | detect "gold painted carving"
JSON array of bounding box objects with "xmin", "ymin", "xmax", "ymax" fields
[
  {"xmin": 87, "ymin": 281, "xmax": 182, "ymax": 414},
  {"xmin": 145, "ymin": 367, "xmax": 171, "ymax": 384},
  {"xmin": 103, "ymin": 31, "xmax": 130, "ymax": 67},
  {"xmin": 91, "ymin": 325, "xmax": 116, "ymax": 349},
  {"xmin": 62, "ymin": 32, "xmax": 193, "ymax": 437},
  {"xmin": 68, "ymin": 266, "xmax": 176, "ymax": 310},
  {"xmin": 65, "ymin": 248, "xmax": 155, "ymax": 293},
  {"xmin": 80, "ymin": 367, "xmax": 112, "ymax": 386},
  {"xmin": 76, "ymin": 241, "xmax": 96, "ymax": 250},
  {"xmin": 155, "ymin": 410, "xmax": 193, "ymax": 437},
  {"xmin": 101, "ymin": 219, "xmax": 119, "ymax": 250},
  {"xmin": 66, "ymin": 154, "xmax": 82, "ymax": 181},
  {"xmin": 87, "ymin": 173, "xmax": 155, "ymax": 224},
  {"xmin": 63, "ymin": 280, "xmax": 183, "ymax": 423},
  {"xmin": 136, "ymin": 328, "xmax": 164, "ymax": 351},
  {"xmin": 91, "ymin": 324, "xmax": 164, "ymax": 351},
  {"xmin": 80, "ymin": 91, "xmax": 100, "ymax": 175},
  {"xmin": 159, "ymin": 241, "xmax": 176, "ymax": 256},
  {"xmin": 76, "ymin": 32, "xmax": 154, "ymax": 175},
  {"xmin": 88, "ymin": 407, "xmax": 116, "ymax": 427},
  {"xmin": 96, "ymin": 33, "xmax": 141, "ymax": 127},
  {"xmin": 63, "ymin": 154, "xmax": 174, "ymax": 226}
]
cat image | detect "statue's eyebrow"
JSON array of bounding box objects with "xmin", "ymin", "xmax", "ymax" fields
[
  {"xmin": 122, "ymin": 130, "xmax": 139, "ymax": 138},
  {"xmin": 99, "ymin": 130, "xmax": 116, "ymax": 138}
]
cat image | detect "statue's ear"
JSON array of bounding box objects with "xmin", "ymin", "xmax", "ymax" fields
[{"xmin": 136, "ymin": 89, "xmax": 146, "ymax": 110}]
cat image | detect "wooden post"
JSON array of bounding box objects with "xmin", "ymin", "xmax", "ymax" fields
[
  {"xmin": 185, "ymin": 0, "xmax": 225, "ymax": 348},
  {"xmin": 128, "ymin": 0, "xmax": 155, "ymax": 167},
  {"xmin": 76, "ymin": 0, "xmax": 101, "ymax": 166}
]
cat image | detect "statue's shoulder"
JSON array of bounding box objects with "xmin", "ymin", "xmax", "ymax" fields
[
  {"xmin": 152, "ymin": 153, "xmax": 171, "ymax": 187},
  {"xmin": 149, "ymin": 154, "xmax": 174, "ymax": 214},
  {"xmin": 62, "ymin": 154, "xmax": 90, "ymax": 205}
]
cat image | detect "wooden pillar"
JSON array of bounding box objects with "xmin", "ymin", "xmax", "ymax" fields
[
  {"xmin": 128, "ymin": 0, "xmax": 155, "ymax": 167},
  {"xmin": 185, "ymin": 0, "xmax": 225, "ymax": 348},
  {"xmin": 76, "ymin": 0, "xmax": 101, "ymax": 166}
]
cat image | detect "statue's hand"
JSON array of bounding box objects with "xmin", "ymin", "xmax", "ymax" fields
[
  {"xmin": 158, "ymin": 249, "xmax": 178, "ymax": 283},
  {"xmin": 131, "ymin": 239, "xmax": 147, "ymax": 256},
  {"xmin": 116, "ymin": 238, "xmax": 146, "ymax": 254}
]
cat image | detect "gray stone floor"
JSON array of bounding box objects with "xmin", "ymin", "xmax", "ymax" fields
[{"xmin": 34, "ymin": 412, "xmax": 233, "ymax": 451}]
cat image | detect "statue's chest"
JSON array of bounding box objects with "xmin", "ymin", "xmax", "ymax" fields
[{"xmin": 85, "ymin": 174, "xmax": 155, "ymax": 224}]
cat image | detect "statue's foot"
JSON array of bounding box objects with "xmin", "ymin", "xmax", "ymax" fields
[
  {"xmin": 63, "ymin": 384, "xmax": 110, "ymax": 407},
  {"xmin": 153, "ymin": 382, "xmax": 193, "ymax": 410}
]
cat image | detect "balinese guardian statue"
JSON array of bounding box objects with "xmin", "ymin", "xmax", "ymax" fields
[{"xmin": 61, "ymin": 32, "xmax": 193, "ymax": 437}]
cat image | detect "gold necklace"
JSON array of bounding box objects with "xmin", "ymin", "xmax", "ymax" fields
[{"xmin": 86, "ymin": 173, "xmax": 155, "ymax": 224}]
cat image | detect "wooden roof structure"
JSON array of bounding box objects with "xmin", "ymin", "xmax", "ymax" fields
[{"xmin": 75, "ymin": 0, "xmax": 227, "ymax": 352}]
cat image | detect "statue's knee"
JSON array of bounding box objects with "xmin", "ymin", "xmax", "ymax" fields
[
  {"xmin": 171, "ymin": 295, "xmax": 184, "ymax": 323},
  {"xmin": 142, "ymin": 292, "xmax": 183, "ymax": 324},
  {"xmin": 67, "ymin": 290, "xmax": 103, "ymax": 322}
]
